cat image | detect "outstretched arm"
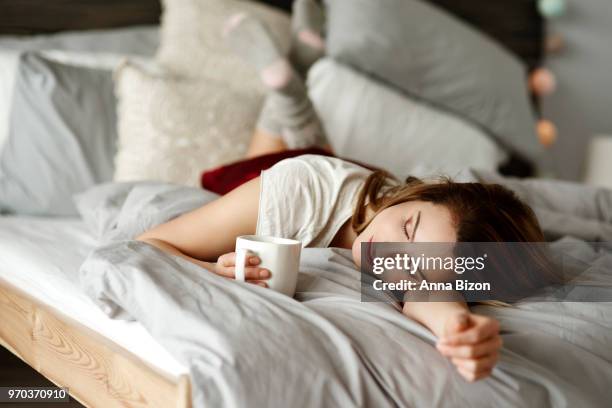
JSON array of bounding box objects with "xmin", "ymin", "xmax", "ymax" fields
[
  {"xmin": 403, "ymin": 301, "xmax": 502, "ymax": 382},
  {"xmin": 402, "ymin": 301, "xmax": 469, "ymax": 338},
  {"xmin": 137, "ymin": 177, "xmax": 266, "ymax": 282}
]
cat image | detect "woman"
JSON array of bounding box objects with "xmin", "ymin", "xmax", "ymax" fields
[
  {"xmin": 138, "ymin": 4, "xmax": 554, "ymax": 383},
  {"xmin": 138, "ymin": 152, "xmax": 548, "ymax": 382}
]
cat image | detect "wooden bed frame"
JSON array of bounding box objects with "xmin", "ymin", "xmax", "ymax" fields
[
  {"xmin": 0, "ymin": 0, "xmax": 543, "ymax": 406},
  {"xmin": 0, "ymin": 277, "xmax": 191, "ymax": 408}
]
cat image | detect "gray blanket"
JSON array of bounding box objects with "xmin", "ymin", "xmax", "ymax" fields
[{"xmin": 77, "ymin": 179, "xmax": 612, "ymax": 407}]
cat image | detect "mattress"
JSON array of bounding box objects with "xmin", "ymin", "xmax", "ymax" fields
[{"xmin": 0, "ymin": 215, "xmax": 188, "ymax": 378}]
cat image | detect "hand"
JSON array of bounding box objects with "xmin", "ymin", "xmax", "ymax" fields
[
  {"xmin": 436, "ymin": 312, "xmax": 502, "ymax": 382},
  {"xmin": 215, "ymin": 252, "xmax": 271, "ymax": 287}
]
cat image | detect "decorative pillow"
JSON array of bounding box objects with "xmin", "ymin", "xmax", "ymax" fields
[
  {"xmin": 325, "ymin": 0, "xmax": 541, "ymax": 164},
  {"xmin": 157, "ymin": 0, "xmax": 290, "ymax": 84},
  {"xmin": 308, "ymin": 58, "xmax": 507, "ymax": 178},
  {"xmin": 0, "ymin": 53, "xmax": 117, "ymax": 216},
  {"xmin": 113, "ymin": 1, "xmax": 291, "ymax": 186},
  {"xmin": 113, "ymin": 61, "xmax": 263, "ymax": 186}
]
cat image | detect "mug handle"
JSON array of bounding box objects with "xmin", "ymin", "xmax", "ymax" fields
[{"xmin": 234, "ymin": 248, "xmax": 250, "ymax": 282}]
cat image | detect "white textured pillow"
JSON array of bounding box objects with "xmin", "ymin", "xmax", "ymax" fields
[
  {"xmin": 157, "ymin": 0, "xmax": 290, "ymax": 84},
  {"xmin": 112, "ymin": 0, "xmax": 291, "ymax": 185},
  {"xmin": 113, "ymin": 61, "xmax": 262, "ymax": 186},
  {"xmin": 308, "ymin": 58, "xmax": 507, "ymax": 177}
]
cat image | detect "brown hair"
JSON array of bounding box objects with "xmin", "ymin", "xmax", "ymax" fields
[
  {"xmin": 352, "ymin": 171, "xmax": 558, "ymax": 303},
  {"xmin": 352, "ymin": 171, "xmax": 544, "ymax": 243}
]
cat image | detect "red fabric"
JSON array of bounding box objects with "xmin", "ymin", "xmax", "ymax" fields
[
  {"xmin": 201, "ymin": 148, "xmax": 381, "ymax": 195},
  {"xmin": 201, "ymin": 148, "xmax": 334, "ymax": 195}
]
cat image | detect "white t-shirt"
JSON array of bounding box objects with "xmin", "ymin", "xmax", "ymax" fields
[{"xmin": 256, "ymin": 155, "xmax": 374, "ymax": 248}]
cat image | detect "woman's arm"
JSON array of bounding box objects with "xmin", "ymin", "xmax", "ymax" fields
[
  {"xmin": 402, "ymin": 301, "xmax": 468, "ymax": 338},
  {"xmin": 137, "ymin": 177, "xmax": 261, "ymax": 269},
  {"xmin": 403, "ymin": 301, "xmax": 502, "ymax": 382}
]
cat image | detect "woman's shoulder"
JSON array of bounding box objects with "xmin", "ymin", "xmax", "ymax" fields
[{"xmin": 258, "ymin": 154, "xmax": 374, "ymax": 247}]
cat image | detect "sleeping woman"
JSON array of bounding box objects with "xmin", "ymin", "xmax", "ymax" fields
[
  {"xmin": 138, "ymin": 152, "xmax": 549, "ymax": 382},
  {"xmin": 139, "ymin": 3, "xmax": 548, "ymax": 382}
]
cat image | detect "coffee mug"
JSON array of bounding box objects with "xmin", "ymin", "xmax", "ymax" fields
[{"xmin": 235, "ymin": 235, "xmax": 302, "ymax": 297}]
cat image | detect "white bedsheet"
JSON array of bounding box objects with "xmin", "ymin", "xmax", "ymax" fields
[{"xmin": 0, "ymin": 215, "xmax": 188, "ymax": 378}]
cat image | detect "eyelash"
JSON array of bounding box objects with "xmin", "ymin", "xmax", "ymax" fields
[{"xmin": 402, "ymin": 219, "xmax": 411, "ymax": 240}]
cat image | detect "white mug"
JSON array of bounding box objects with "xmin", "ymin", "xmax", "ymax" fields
[{"xmin": 235, "ymin": 235, "xmax": 302, "ymax": 297}]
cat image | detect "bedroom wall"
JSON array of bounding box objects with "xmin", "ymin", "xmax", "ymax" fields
[
  {"xmin": 0, "ymin": 0, "xmax": 161, "ymax": 34},
  {"xmin": 543, "ymin": 0, "xmax": 612, "ymax": 181}
]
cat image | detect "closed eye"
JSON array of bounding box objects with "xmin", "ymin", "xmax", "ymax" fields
[
  {"xmin": 402, "ymin": 218, "xmax": 411, "ymax": 241},
  {"xmin": 402, "ymin": 211, "xmax": 422, "ymax": 242}
]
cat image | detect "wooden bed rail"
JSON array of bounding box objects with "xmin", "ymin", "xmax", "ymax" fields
[{"xmin": 0, "ymin": 277, "xmax": 190, "ymax": 408}]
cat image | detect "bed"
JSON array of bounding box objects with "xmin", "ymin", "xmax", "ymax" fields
[
  {"xmin": 0, "ymin": 217, "xmax": 190, "ymax": 407},
  {"xmin": 0, "ymin": 2, "xmax": 195, "ymax": 405},
  {"xmin": 4, "ymin": 1, "xmax": 590, "ymax": 407},
  {"xmin": 76, "ymin": 180, "xmax": 612, "ymax": 407}
]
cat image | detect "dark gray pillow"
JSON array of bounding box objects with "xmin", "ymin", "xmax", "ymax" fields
[
  {"xmin": 325, "ymin": 0, "xmax": 542, "ymax": 164},
  {"xmin": 0, "ymin": 53, "xmax": 116, "ymax": 216}
]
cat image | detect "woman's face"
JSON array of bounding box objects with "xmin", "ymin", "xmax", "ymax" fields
[{"xmin": 352, "ymin": 200, "xmax": 457, "ymax": 267}]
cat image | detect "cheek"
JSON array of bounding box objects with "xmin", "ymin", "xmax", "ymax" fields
[
  {"xmin": 351, "ymin": 211, "xmax": 406, "ymax": 265},
  {"xmin": 370, "ymin": 214, "xmax": 404, "ymax": 242}
]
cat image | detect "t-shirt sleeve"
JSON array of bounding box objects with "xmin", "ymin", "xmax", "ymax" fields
[
  {"xmin": 256, "ymin": 157, "xmax": 318, "ymax": 245},
  {"xmin": 257, "ymin": 155, "xmax": 373, "ymax": 247}
]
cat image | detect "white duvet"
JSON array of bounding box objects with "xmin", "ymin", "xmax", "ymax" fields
[{"xmin": 0, "ymin": 215, "xmax": 187, "ymax": 377}]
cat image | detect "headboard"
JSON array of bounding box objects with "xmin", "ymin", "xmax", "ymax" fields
[
  {"xmin": 0, "ymin": 0, "xmax": 543, "ymax": 69},
  {"xmin": 0, "ymin": 0, "xmax": 542, "ymax": 65},
  {"xmin": 0, "ymin": 0, "xmax": 162, "ymax": 35},
  {"xmin": 429, "ymin": 0, "xmax": 544, "ymax": 70},
  {"xmin": 0, "ymin": 0, "xmax": 292, "ymax": 35},
  {"xmin": 1, "ymin": 0, "xmax": 541, "ymax": 176}
]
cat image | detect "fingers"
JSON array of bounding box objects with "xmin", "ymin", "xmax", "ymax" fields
[
  {"xmin": 452, "ymin": 352, "xmax": 498, "ymax": 382},
  {"xmin": 457, "ymin": 365, "xmax": 493, "ymax": 382},
  {"xmin": 216, "ymin": 265, "xmax": 271, "ymax": 280},
  {"xmin": 248, "ymin": 280, "xmax": 268, "ymax": 288},
  {"xmin": 218, "ymin": 252, "xmax": 261, "ymax": 267},
  {"xmin": 452, "ymin": 352, "xmax": 498, "ymax": 374},
  {"xmin": 438, "ymin": 314, "xmax": 502, "ymax": 382},
  {"xmin": 439, "ymin": 317, "xmax": 499, "ymax": 346},
  {"xmin": 216, "ymin": 252, "xmax": 270, "ymax": 279},
  {"xmin": 437, "ymin": 336, "xmax": 503, "ymax": 359},
  {"xmin": 438, "ymin": 336, "xmax": 501, "ymax": 382}
]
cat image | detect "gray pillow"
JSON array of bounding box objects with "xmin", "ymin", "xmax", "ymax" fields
[
  {"xmin": 0, "ymin": 26, "xmax": 159, "ymax": 55},
  {"xmin": 0, "ymin": 53, "xmax": 116, "ymax": 216},
  {"xmin": 308, "ymin": 58, "xmax": 506, "ymax": 177},
  {"xmin": 325, "ymin": 0, "xmax": 542, "ymax": 164}
]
